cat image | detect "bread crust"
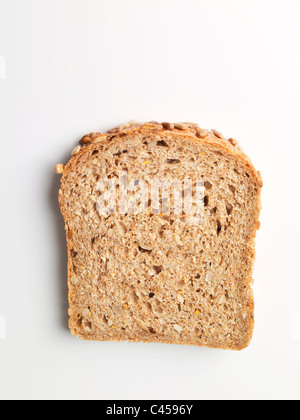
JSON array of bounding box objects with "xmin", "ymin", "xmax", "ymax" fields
[
  {"xmin": 63, "ymin": 121, "xmax": 262, "ymax": 188},
  {"xmin": 58, "ymin": 122, "xmax": 262, "ymax": 351}
]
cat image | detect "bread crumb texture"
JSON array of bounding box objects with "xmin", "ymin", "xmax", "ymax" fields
[{"xmin": 58, "ymin": 122, "xmax": 262, "ymax": 351}]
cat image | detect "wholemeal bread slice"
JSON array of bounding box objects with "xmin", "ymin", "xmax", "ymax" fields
[{"xmin": 56, "ymin": 121, "xmax": 262, "ymax": 350}]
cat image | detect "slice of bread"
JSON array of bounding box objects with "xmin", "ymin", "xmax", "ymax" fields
[{"xmin": 57, "ymin": 122, "xmax": 262, "ymax": 350}]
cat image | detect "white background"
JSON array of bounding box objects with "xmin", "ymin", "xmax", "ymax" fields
[{"xmin": 0, "ymin": 0, "xmax": 299, "ymax": 401}]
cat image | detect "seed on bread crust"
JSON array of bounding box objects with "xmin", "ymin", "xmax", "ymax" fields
[
  {"xmin": 196, "ymin": 129, "xmax": 210, "ymax": 139},
  {"xmin": 257, "ymin": 171, "xmax": 263, "ymax": 188},
  {"xmin": 55, "ymin": 163, "xmax": 64, "ymax": 174},
  {"xmin": 212, "ymin": 129, "xmax": 225, "ymax": 139},
  {"xmin": 72, "ymin": 146, "xmax": 82, "ymax": 156},
  {"xmin": 81, "ymin": 136, "xmax": 92, "ymax": 145},
  {"xmin": 174, "ymin": 123, "xmax": 186, "ymax": 130},
  {"xmin": 162, "ymin": 122, "xmax": 173, "ymax": 130},
  {"xmin": 228, "ymin": 138, "xmax": 238, "ymax": 147}
]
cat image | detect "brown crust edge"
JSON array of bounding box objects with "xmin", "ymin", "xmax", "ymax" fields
[{"xmin": 60, "ymin": 121, "xmax": 263, "ymax": 188}]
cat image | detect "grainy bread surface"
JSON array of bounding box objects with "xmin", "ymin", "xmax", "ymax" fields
[{"xmin": 57, "ymin": 122, "xmax": 262, "ymax": 350}]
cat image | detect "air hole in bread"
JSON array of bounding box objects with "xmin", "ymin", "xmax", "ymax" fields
[
  {"xmin": 158, "ymin": 227, "xmax": 165, "ymax": 237},
  {"xmin": 153, "ymin": 265, "xmax": 164, "ymax": 274},
  {"xmin": 131, "ymin": 290, "xmax": 139, "ymax": 303},
  {"xmin": 226, "ymin": 203, "xmax": 233, "ymax": 215},
  {"xmin": 139, "ymin": 246, "xmax": 152, "ymax": 253},
  {"xmin": 167, "ymin": 159, "xmax": 181, "ymax": 164},
  {"xmin": 71, "ymin": 250, "xmax": 78, "ymax": 258},
  {"xmin": 157, "ymin": 140, "xmax": 169, "ymax": 147},
  {"xmin": 204, "ymin": 181, "xmax": 213, "ymax": 190},
  {"xmin": 113, "ymin": 150, "xmax": 128, "ymax": 157},
  {"xmin": 229, "ymin": 184, "xmax": 236, "ymax": 194}
]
